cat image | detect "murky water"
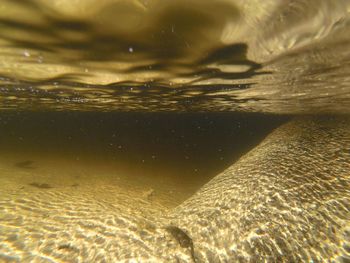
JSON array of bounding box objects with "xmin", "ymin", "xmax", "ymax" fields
[
  {"xmin": 0, "ymin": 112, "xmax": 286, "ymax": 207},
  {"xmin": 0, "ymin": 0, "xmax": 350, "ymax": 262}
]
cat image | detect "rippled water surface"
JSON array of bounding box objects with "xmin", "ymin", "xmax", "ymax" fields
[{"xmin": 0, "ymin": 0, "xmax": 349, "ymax": 113}]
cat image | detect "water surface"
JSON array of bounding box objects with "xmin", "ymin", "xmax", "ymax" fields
[{"xmin": 0, "ymin": 0, "xmax": 349, "ymax": 113}]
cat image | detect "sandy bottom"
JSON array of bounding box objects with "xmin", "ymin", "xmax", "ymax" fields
[
  {"xmin": 0, "ymin": 151, "xmax": 203, "ymax": 262},
  {"xmin": 0, "ymin": 151, "xmax": 201, "ymax": 209},
  {"xmin": 0, "ymin": 112, "xmax": 286, "ymax": 261}
]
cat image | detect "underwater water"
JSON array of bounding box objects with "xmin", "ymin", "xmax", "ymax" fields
[
  {"xmin": 0, "ymin": 0, "xmax": 350, "ymax": 262},
  {"xmin": 0, "ymin": 112, "xmax": 286, "ymax": 208}
]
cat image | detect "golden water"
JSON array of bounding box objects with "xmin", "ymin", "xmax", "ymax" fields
[
  {"xmin": 0, "ymin": 112, "xmax": 286, "ymax": 208},
  {"xmin": 0, "ymin": 0, "xmax": 350, "ymax": 262}
]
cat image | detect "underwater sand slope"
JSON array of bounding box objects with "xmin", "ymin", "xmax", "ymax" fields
[
  {"xmin": 1, "ymin": 116, "xmax": 350, "ymax": 262},
  {"xmin": 171, "ymin": 117, "xmax": 350, "ymax": 262}
]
